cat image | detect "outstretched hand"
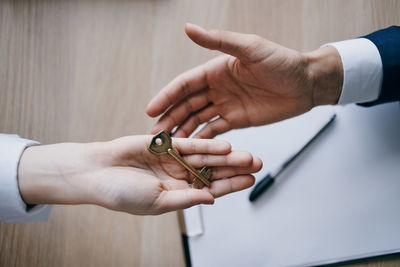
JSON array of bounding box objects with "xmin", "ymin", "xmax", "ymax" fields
[
  {"xmin": 147, "ymin": 24, "xmax": 342, "ymax": 138},
  {"xmin": 18, "ymin": 135, "xmax": 262, "ymax": 215}
]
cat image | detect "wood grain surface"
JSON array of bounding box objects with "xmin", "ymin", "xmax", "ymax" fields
[{"xmin": 0, "ymin": 0, "xmax": 399, "ymax": 266}]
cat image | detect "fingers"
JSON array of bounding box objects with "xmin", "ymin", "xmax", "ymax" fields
[
  {"xmin": 173, "ymin": 106, "xmax": 217, "ymax": 138},
  {"xmin": 173, "ymin": 137, "xmax": 231, "ymax": 155},
  {"xmin": 208, "ymin": 175, "xmax": 256, "ymax": 198},
  {"xmin": 184, "ymin": 154, "xmax": 261, "ymax": 184},
  {"xmin": 155, "ymin": 172, "xmax": 258, "ymax": 213},
  {"xmin": 146, "ymin": 64, "xmax": 208, "ymax": 118},
  {"xmin": 185, "ymin": 23, "xmax": 264, "ymax": 63},
  {"xmin": 152, "ymin": 154, "xmax": 262, "ymax": 214},
  {"xmin": 193, "ymin": 117, "xmax": 231, "ymax": 139},
  {"xmin": 155, "ymin": 189, "xmax": 214, "ymax": 214},
  {"xmin": 183, "ymin": 151, "xmax": 254, "ymax": 169},
  {"xmin": 154, "ymin": 174, "xmax": 255, "ymax": 214},
  {"xmin": 152, "ymin": 92, "xmax": 213, "ymax": 135},
  {"xmin": 210, "ymin": 156, "xmax": 262, "ymax": 180}
]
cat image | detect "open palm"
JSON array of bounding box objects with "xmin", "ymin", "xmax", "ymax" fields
[{"xmin": 84, "ymin": 135, "xmax": 262, "ymax": 215}]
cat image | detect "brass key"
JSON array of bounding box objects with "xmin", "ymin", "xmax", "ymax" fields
[
  {"xmin": 148, "ymin": 130, "xmax": 211, "ymax": 188},
  {"xmin": 193, "ymin": 166, "xmax": 211, "ymax": 189}
]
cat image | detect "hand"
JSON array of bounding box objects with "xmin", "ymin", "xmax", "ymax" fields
[
  {"xmin": 18, "ymin": 135, "xmax": 262, "ymax": 215},
  {"xmin": 147, "ymin": 24, "xmax": 343, "ymax": 138}
]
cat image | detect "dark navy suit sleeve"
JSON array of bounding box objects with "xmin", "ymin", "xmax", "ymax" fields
[{"xmin": 359, "ymin": 26, "xmax": 400, "ymax": 106}]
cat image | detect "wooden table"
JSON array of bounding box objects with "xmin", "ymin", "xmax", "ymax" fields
[{"xmin": 1, "ymin": 1, "xmax": 399, "ymax": 266}]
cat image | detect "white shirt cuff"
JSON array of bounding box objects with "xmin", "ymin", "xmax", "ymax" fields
[
  {"xmin": 323, "ymin": 38, "xmax": 383, "ymax": 105},
  {"xmin": 0, "ymin": 134, "xmax": 51, "ymax": 223}
]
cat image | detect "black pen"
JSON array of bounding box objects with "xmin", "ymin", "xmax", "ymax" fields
[{"xmin": 249, "ymin": 114, "xmax": 337, "ymax": 202}]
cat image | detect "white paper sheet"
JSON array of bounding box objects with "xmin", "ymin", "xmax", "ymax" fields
[{"xmin": 184, "ymin": 103, "xmax": 400, "ymax": 267}]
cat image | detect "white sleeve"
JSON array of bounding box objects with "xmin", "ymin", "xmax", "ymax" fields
[
  {"xmin": 323, "ymin": 38, "xmax": 383, "ymax": 105},
  {"xmin": 0, "ymin": 134, "xmax": 51, "ymax": 223}
]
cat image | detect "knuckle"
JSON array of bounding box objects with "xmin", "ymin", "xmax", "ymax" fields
[
  {"xmin": 192, "ymin": 113, "xmax": 201, "ymax": 126},
  {"xmin": 200, "ymin": 154, "xmax": 208, "ymax": 165},
  {"xmin": 210, "ymin": 29, "xmax": 223, "ymax": 36},
  {"xmin": 241, "ymin": 34, "xmax": 264, "ymax": 59},
  {"xmin": 180, "ymin": 78, "xmax": 191, "ymax": 96},
  {"xmin": 220, "ymin": 140, "xmax": 231, "ymax": 151},
  {"xmin": 180, "ymin": 127, "xmax": 189, "ymax": 138},
  {"xmin": 184, "ymin": 99, "xmax": 193, "ymax": 113},
  {"xmin": 209, "ymin": 29, "xmax": 224, "ymax": 49},
  {"xmin": 189, "ymin": 141, "xmax": 197, "ymax": 153},
  {"xmin": 209, "ymin": 126, "xmax": 217, "ymax": 138}
]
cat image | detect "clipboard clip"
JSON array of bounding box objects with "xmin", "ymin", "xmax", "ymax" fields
[{"xmin": 178, "ymin": 205, "xmax": 204, "ymax": 237}]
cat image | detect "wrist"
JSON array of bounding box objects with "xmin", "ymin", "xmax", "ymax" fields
[
  {"xmin": 18, "ymin": 143, "xmax": 98, "ymax": 206},
  {"xmin": 304, "ymin": 46, "xmax": 343, "ymax": 106}
]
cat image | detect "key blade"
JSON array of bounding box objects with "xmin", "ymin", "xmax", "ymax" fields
[
  {"xmin": 200, "ymin": 166, "xmax": 211, "ymax": 179},
  {"xmin": 148, "ymin": 130, "xmax": 172, "ymax": 155},
  {"xmin": 168, "ymin": 149, "xmax": 211, "ymax": 187},
  {"xmin": 193, "ymin": 167, "xmax": 212, "ymax": 189}
]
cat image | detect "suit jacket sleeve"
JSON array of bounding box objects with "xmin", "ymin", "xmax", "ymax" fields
[{"xmin": 360, "ymin": 26, "xmax": 400, "ymax": 106}]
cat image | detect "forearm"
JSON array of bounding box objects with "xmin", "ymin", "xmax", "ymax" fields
[{"xmin": 18, "ymin": 143, "xmax": 98, "ymax": 206}]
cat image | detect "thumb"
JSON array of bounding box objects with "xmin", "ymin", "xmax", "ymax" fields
[
  {"xmin": 155, "ymin": 189, "xmax": 214, "ymax": 214},
  {"xmin": 185, "ymin": 23, "xmax": 263, "ymax": 63}
]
